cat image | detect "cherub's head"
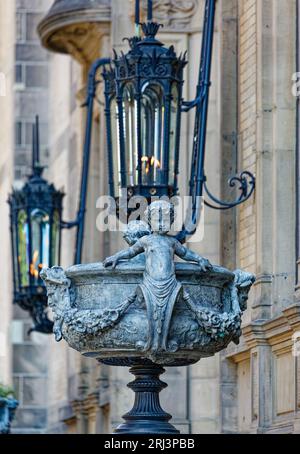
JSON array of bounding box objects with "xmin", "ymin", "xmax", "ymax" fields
[
  {"xmin": 145, "ymin": 200, "xmax": 175, "ymax": 235},
  {"xmin": 123, "ymin": 220, "xmax": 151, "ymax": 246}
]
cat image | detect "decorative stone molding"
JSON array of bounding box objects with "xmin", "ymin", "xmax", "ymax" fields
[
  {"xmin": 72, "ymin": 392, "xmax": 100, "ymax": 418},
  {"xmin": 142, "ymin": 0, "xmax": 198, "ymax": 29},
  {"xmin": 38, "ymin": 0, "xmax": 111, "ymax": 64},
  {"xmin": 227, "ymin": 303, "xmax": 300, "ymax": 353}
]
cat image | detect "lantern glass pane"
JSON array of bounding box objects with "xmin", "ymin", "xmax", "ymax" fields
[
  {"xmin": 122, "ymin": 84, "xmax": 138, "ymax": 187},
  {"xmin": 17, "ymin": 210, "xmax": 29, "ymax": 287},
  {"xmin": 111, "ymin": 97, "xmax": 121, "ymax": 196},
  {"xmin": 30, "ymin": 209, "xmax": 50, "ymax": 284},
  {"xmin": 12, "ymin": 215, "xmax": 20, "ymax": 291},
  {"xmin": 51, "ymin": 210, "xmax": 60, "ymax": 266},
  {"xmin": 141, "ymin": 83, "xmax": 164, "ymax": 186},
  {"xmin": 169, "ymin": 84, "xmax": 179, "ymax": 185}
]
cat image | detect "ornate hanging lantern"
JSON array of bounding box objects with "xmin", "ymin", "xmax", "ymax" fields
[
  {"xmin": 88, "ymin": 0, "xmax": 254, "ymax": 237},
  {"xmin": 8, "ymin": 117, "xmax": 64, "ymax": 334},
  {"xmin": 103, "ymin": 21, "xmax": 186, "ymax": 203}
]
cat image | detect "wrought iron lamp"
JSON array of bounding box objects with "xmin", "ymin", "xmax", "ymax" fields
[
  {"xmin": 83, "ymin": 0, "xmax": 255, "ymax": 238},
  {"xmin": 8, "ymin": 117, "xmax": 64, "ymax": 334},
  {"xmin": 8, "ymin": 107, "xmax": 102, "ymax": 332}
]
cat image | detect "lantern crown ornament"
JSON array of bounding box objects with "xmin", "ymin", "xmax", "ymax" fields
[{"xmin": 8, "ymin": 116, "xmax": 64, "ymax": 334}]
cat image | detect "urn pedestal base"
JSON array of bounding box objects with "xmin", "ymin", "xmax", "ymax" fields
[{"xmin": 114, "ymin": 363, "xmax": 179, "ymax": 435}]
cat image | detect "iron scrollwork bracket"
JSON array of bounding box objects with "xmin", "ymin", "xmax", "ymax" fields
[{"xmin": 203, "ymin": 171, "xmax": 256, "ymax": 211}]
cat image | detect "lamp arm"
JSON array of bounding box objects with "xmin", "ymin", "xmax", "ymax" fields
[
  {"xmin": 60, "ymin": 212, "xmax": 84, "ymax": 230},
  {"xmin": 60, "ymin": 58, "xmax": 111, "ymax": 266},
  {"xmin": 176, "ymin": 170, "xmax": 256, "ymax": 242},
  {"xmin": 177, "ymin": 0, "xmax": 216, "ymax": 243},
  {"xmin": 181, "ymin": 82, "xmax": 211, "ymax": 113}
]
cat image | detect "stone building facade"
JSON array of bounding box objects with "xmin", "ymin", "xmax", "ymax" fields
[
  {"xmin": 1, "ymin": 0, "xmax": 300, "ymax": 434},
  {"xmin": 0, "ymin": 0, "xmax": 57, "ymax": 434},
  {"xmin": 0, "ymin": 0, "xmax": 15, "ymax": 389}
]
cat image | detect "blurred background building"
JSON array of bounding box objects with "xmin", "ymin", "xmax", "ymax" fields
[{"xmin": 0, "ymin": 0, "xmax": 300, "ymax": 434}]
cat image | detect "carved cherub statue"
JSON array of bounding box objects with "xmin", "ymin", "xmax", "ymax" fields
[
  {"xmin": 119, "ymin": 220, "xmax": 152, "ymax": 265},
  {"xmin": 104, "ymin": 201, "xmax": 212, "ymax": 352},
  {"xmin": 122, "ymin": 220, "xmax": 151, "ymax": 246}
]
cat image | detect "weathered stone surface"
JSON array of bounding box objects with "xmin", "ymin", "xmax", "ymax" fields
[
  {"xmin": 41, "ymin": 205, "xmax": 254, "ymax": 369},
  {"xmin": 41, "ymin": 260, "xmax": 255, "ymax": 367},
  {"xmin": 13, "ymin": 345, "xmax": 48, "ymax": 374},
  {"xmin": 23, "ymin": 377, "xmax": 47, "ymax": 406},
  {"xmin": 13, "ymin": 408, "xmax": 47, "ymax": 430}
]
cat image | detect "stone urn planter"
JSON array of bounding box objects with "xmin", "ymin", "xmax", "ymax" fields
[
  {"xmin": 42, "ymin": 202, "xmax": 255, "ymax": 434},
  {"xmin": 0, "ymin": 397, "xmax": 18, "ymax": 434},
  {"xmin": 41, "ymin": 261, "xmax": 254, "ymax": 434}
]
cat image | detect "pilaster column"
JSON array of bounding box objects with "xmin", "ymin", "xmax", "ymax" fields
[
  {"xmin": 253, "ymin": 0, "xmax": 296, "ymax": 320},
  {"xmin": 248, "ymin": 0, "xmax": 272, "ymax": 321},
  {"xmin": 0, "ymin": 0, "xmax": 14, "ymax": 385},
  {"xmin": 219, "ymin": 0, "xmax": 238, "ymax": 271},
  {"xmin": 296, "ymin": 0, "xmax": 300, "ymax": 301},
  {"xmin": 243, "ymin": 324, "xmax": 273, "ymax": 432}
]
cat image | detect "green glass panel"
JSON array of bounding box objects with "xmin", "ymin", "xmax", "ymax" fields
[
  {"xmin": 30, "ymin": 209, "xmax": 50, "ymax": 284},
  {"xmin": 17, "ymin": 210, "xmax": 29, "ymax": 287},
  {"xmin": 12, "ymin": 215, "xmax": 19, "ymax": 291},
  {"xmin": 51, "ymin": 210, "xmax": 60, "ymax": 266}
]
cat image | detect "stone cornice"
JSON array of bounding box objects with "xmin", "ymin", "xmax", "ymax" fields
[
  {"xmin": 282, "ymin": 303, "xmax": 300, "ymax": 329},
  {"xmin": 226, "ymin": 304, "xmax": 300, "ymax": 358}
]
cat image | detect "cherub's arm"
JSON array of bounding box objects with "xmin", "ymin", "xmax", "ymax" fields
[
  {"xmin": 103, "ymin": 241, "xmax": 144, "ymax": 269},
  {"xmin": 174, "ymin": 241, "xmax": 212, "ymax": 272}
]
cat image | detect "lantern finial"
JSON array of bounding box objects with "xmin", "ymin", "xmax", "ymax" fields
[
  {"xmin": 147, "ymin": 0, "xmax": 153, "ymax": 22},
  {"xmin": 141, "ymin": 21, "xmax": 163, "ymax": 40},
  {"xmin": 32, "ymin": 115, "xmax": 44, "ymax": 177},
  {"xmin": 135, "ymin": 0, "xmax": 141, "ymax": 37}
]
